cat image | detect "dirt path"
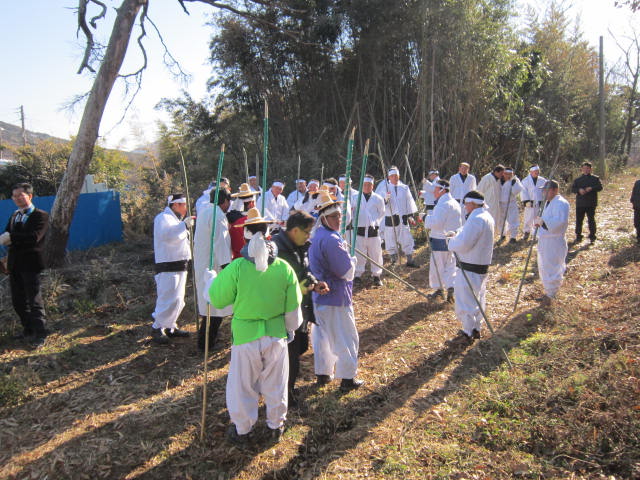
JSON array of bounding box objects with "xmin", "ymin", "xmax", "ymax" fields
[{"xmin": 0, "ymin": 172, "xmax": 638, "ymax": 479}]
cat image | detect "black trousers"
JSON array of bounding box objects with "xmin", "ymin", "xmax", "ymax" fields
[
  {"xmin": 575, "ymin": 205, "xmax": 597, "ymax": 239},
  {"xmin": 288, "ymin": 330, "xmax": 309, "ymax": 392},
  {"xmin": 198, "ymin": 316, "xmax": 223, "ymax": 350},
  {"xmin": 634, "ymin": 208, "xmax": 640, "ymax": 239},
  {"xmin": 10, "ymin": 270, "xmax": 47, "ymax": 337}
]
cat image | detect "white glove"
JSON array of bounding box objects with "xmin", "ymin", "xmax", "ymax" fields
[
  {"xmin": 287, "ymin": 330, "xmax": 295, "ymax": 344},
  {"xmin": 184, "ymin": 216, "xmax": 195, "ymax": 229},
  {"xmin": 202, "ymin": 269, "xmax": 217, "ymax": 304},
  {"xmin": 0, "ymin": 232, "xmax": 11, "ymax": 246},
  {"xmin": 533, "ymin": 216, "xmax": 543, "ymax": 227}
]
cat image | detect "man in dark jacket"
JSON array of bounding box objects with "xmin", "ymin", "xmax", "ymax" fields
[
  {"xmin": 631, "ymin": 179, "xmax": 640, "ymax": 242},
  {"xmin": 272, "ymin": 210, "xmax": 329, "ymax": 406},
  {"xmin": 0, "ymin": 183, "xmax": 49, "ymax": 347},
  {"xmin": 570, "ymin": 161, "xmax": 603, "ymax": 243}
]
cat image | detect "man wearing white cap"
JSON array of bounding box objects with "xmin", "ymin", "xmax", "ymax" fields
[
  {"xmin": 339, "ymin": 176, "xmax": 358, "ymax": 198},
  {"xmin": 520, "ymin": 165, "xmax": 547, "ymax": 241},
  {"xmin": 425, "ymin": 179, "xmax": 461, "ymax": 302},
  {"xmin": 309, "ymin": 191, "xmax": 364, "ymax": 391},
  {"xmin": 208, "ymin": 207, "xmax": 302, "ymax": 444},
  {"xmin": 248, "ymin": 175, "xmax": 262, "ymax": 194},
  {"xmin": 258, "ymin": 180, "xmax": 290, "ymax": 230},
  {"xmin": 286, "ymin": 179, "xmax": 307, "ymax": 209},
  {"xmin": 476, "ymin": 165, "xmax": 505, "ymax": 225},
  {"xmin": 497, "ymin": 167, "xmax": 523, "ymax": 243},
  {"xmin": 447, "ymin": 190, "xmax": 495, "ymax": 344},
  {"xmin": 534, "ymin": 180, "xmax": 569, "ymax": 305},
  {"xmin": 151, "ymin": 193, "xmax": 195, "ymax": 344},
  {"xmin": 449, "ymin": 163, "xmax": 477, "ymax": 205},
  {"xmin": 421, "ymin": 170, "xmax": 440, "ymax": 212},
  {"xmin": 194, "ymin": 188, "xmax": 233, "ymax": 351},
  {"xmin": 375, "ymin": 166, "xmax": 419, "ymax": 267},
  {"xmin": 352, "ymin": 174, "xmax": 385, "ymax": 287}
]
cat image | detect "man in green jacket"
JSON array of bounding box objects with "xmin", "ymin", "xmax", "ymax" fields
[{"xmin": 207, "ymin": 208, "xmax": 302, "ymax": 444}]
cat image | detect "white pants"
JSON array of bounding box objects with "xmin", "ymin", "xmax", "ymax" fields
[
  {"xmin": 523, "ymin": 204, "xmax": 539, "ymax": 234},
  {"xmin": 498, "ymin": 201, "xmax": 520, "ymax": 238},
  {"xmin": 537, "ymin": 235, "xmax": 567, "ymax": 298},
  {"xmin": 152, "ymin": 271, "xmax": 187, "ymax": 330},
  {"xmin": 226, "ymin": 336, "xmax": 289, "ymax": 435},
  {"xmin": 383, "ymin": 222, "xmax": 414, "ymax": 255},
  {"xmin": 429, "ymin": 250, "xmax": 456, "ymax": 289},
  {"xmin": 454, "ymin": 270, "xmax": 487, "ymax": 336},
  {"xmin": 355, "ymin": 235, "xmax": 383, "ymax": 277},
  {"xmin": 312, "ymin": 304, "xmax": 359, "ymax": 379}
]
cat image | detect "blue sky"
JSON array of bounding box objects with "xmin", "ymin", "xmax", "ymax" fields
[{"xmin": 0, "ymin": 1, "xmax": 636, "ymax": 150}]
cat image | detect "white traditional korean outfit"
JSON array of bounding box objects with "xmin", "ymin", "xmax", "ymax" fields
[
  {"xmin": 477, "ymin": 172, "xmax": 502, "ymax": 225},
  {"xmin": 425, "ymin": 192, "xmax": 462, "ymax": 289},
  {"xmin": 497, "ymin": 177, "xmax": 523, "ymax": 239},
  {"xmin": 448, "ymin": 207, "xmax": 494, "ymax": 336},
  {"xmin": 520, "ymin": 174, "xmax": 547, "ymax": 234},
  {"xmin": 537, "ymin": 194, "xmax": 569, "ymax": 298},
  {"xmin": 374, "ymin": 180, "xmax": 418, "ymax": 255},
  {"xmin": 351, "ymin": 191, "xmax": 386, "ymax": 278}
]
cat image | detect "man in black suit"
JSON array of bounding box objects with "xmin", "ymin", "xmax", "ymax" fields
[
  {"xmin": 570, "ymin": 161, "xmax": 603, "ymax": 243},
  {"xmin": 0, "ymin": 183, "xmax": 49, "ymax": 347},
  {"xmin": 631, "ymin": 178, "xmax": 640, "ymax": 243}
]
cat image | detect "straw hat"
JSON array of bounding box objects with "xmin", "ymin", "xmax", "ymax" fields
[
  {"xmin": 314, "ymin": 191, "xmax": 343, "ymax": 212},
  {"xmin": 231, "ymin": 183, "xmax": 259, "ymax": 198},
  {"xmin": 234, "ymin": 207, "xmax": 272, "ymax": 227}
]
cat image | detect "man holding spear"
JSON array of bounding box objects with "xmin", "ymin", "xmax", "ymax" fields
[
  {"xmin": 446, "ymin": 190, "xmax": 495, "ymax": 344},
  {"xmin": 352, "ymin": 174, "xmax": 385, "ymax": 287}
]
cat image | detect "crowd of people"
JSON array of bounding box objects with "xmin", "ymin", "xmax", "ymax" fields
[{"xmin": 0, "ymin": 157, "xmax": 620, "ymax": 445}]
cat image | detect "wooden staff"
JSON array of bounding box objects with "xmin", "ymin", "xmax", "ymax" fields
[
  {"xmin": 200, "ymin": 144, "xmax": 225, "ymax": 442},
  {"xmin": 261, "ymin": 100, "xmax": 269, "ymax": 216}
]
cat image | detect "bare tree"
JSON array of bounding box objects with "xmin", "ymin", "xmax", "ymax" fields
[
  {"xmin": 45, "ymin": 0, "xmax": 306, "ymax": 265},
  {"xmin": 611, "ymin": 27, "xmax": 640, "ymax": 156}
]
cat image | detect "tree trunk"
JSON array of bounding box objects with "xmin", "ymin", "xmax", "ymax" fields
[{"xmin": 45, "ymin": 0, "xmax": 146, "ymax": 266}]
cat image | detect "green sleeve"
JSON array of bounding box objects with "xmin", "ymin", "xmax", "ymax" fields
[
  {"xmin": 211, "ymin": 260, "xmax": 238, "ymax": 309},
  {"xmin": 284, "ymin": 261, "xmax": 303, "ymax": 313}
]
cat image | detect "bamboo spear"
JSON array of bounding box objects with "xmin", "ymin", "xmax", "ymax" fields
[
  {"xmin": 340, "ymin": 127, "xmax": 356, "ymax": 236},
  {"xmin": 200, "ymin": 144, "xmax": 225, "ymax": 442},
  {"xmin": 242, "ymin": 147, "xmax": 249, "ymax": 183},
  {"xmin": 351, "ymin": 139, "xmax": 370, "ymax": 256},
  {"xmin": 261, "ymin": 100, "xmax": 269, "ymax": 216}
]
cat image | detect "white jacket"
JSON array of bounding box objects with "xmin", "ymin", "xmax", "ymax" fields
[
  {"xmin": 448, "ymin": 207, "xmax": 495, "ymax": 265},
  {"xmin": 499, "ymin": 177, "xmax": 523, "ymax": 203},
  {"xmin": 425, "ymin": 192, "xmax": 462, "ymax": 239},
  {"xmin": 539, "ymin": 194, "xmax": 569, "ymax": 238},
  {"xmin": 351, "ymin": 191, "xmax": 385, "ymax": 228},
  {"xmin": 520, "ymin": 175, "xmax": 547, "ymax": 203},
  {"xmin": 375, "ymin": 181, "xmax": 417, "ymax": 217},
  {"xmin": 258, "ymin": 189, "xmax": 289, "ymax": 223},
  {"xmin": 449, "ymin": 173, "xmax": 477, "ymax": 201},
  {"xmin": 421, "ymin": 176, "xmax": 440, "ymax": 206},
  {"xmin": 153, "ymin": 207, "xmax": 191, "ymax": 263},
  {"xmin": 477, "ymin": 172, "xmax": 502, "ymax": 221}
]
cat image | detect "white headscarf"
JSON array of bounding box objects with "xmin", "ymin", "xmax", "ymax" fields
[{"xmin": 245, "ymin": 230, "xmax": 269, "ymax": 272}]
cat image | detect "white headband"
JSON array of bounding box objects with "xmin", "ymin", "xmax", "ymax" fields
[
  {"xmin": 529, "ymin": 166, "xmax": 540, "ymax": 172},
  {"xmin": 296, "ymin": 179, "xmax": 306, "ymax": 183},
  {"xmin": 320, "ymin": 204, "xmax": 341, "ymax": 217},
  {"xmin": 308, "ymin": 180, "xmax": 319, "ymax": 186},
  {"xmin": 272, "ymin": 181, "xmax": 284, "ymax": 188},
  {"xmin": 248, "ymin": 175, "xmax": 257, "ymax": 179},
  {"xmin": 323, "ymin": 182, "xmax": 335, "ymax": 188},
  {"xmin": 388, "ymin": 168, "xmax": 399, "ymax": 176},
  {"xmin": 464, "ymin": 198, "xmax": 484, "ymax": 205},
  {"xmin": 364, "ymin": 176, "xmax": 374, "ymax": 184},
  {"xmin": 505, "ymin": 168, "xmax": 513, "ymax": 173},
  {"xmin": 338, "ymin": 176, "xmax": 346, "ymax": 181},
  {"xmin": 167, "ymin": 195, "xmax": 186, "ymax": 205}
]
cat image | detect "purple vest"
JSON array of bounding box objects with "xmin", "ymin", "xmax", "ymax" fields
[{"xmin": 309, "ymin": 225, "xmax": 352, "ymax": 306}]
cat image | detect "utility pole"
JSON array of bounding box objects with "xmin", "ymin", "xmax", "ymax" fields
[
  {"xmin": 20, "ymin": 105, "xmax": 27, "ymax": 146},
  {"xmin": 598, "ymin": 36, "xmax": 607, "ymax": 178}
]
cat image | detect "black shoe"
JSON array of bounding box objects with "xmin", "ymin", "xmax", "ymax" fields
[
  {"xmin": 499, "ymin": 236, "xmax": 506, "ymax": 243},
  {"xmin": 446, "ymin": 330, "xmax": 473, "ymax": 347},
  {"xmin": 164, "ymin": 328, "xmax": 190, "ymax": 338},
  {"xmin": 372, "ymin": 276, "xmax": 383, "ymax": 287},
  {"xmin": 12, "ymin": 330, "xmax": 33, "ymax": 341},
  {"xmin": 471, "ymin": 328, "xmax": 481, "ymax": 339},
  {"xmin": 151, "ymin": 328, "xmax": 170, "ymax": 345},
  {"xmin": 353, "ymin": 277, "xmax": 363, "ymax": 286},
  {"xmin": 340, "ymin": 378, "xmax": 364, "ymax": 392},
  {"xmin": 574, "ymin": 235, "xmax": 583, "ymax": 244},
  {"xmin": 428, "ymin": 289, "xmax": 444, "ymax": 300},
  {"xmin": 269, "ymin": 425, "xmax": 285, "ymax": 442},
  {"xmin": 406, "ymin": 261, "xmax": 419, "ymax": 268},
  {"xmin": 523, "ymin": 232, "xmax": 530, "ymax": 241},
  {"xmin": 509, "ymin": 238, "xmax": 517, "ymax": 244},
  {"xmin": 389, "ymin": 254, "xmax": 397, "ymax": 265},
  {"xmin": 226, "ymin": 425, "xmax": 250, "ymax": 446},
  {"xmin": 446, "ymin": 287, "xmax": 455, "ymax": 304},
  {"xmin": 30, "ymin": 335, "xmax": 47, "ymax": 348},
  {"xmin": 589, "ymin": 236, "xmax": 596, "ymax": 244},
  {"xmin": 316, "ymin": 374, "xmax": 331, "ymax": 386}
]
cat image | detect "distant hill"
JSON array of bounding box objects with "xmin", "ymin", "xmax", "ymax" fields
[{"xmin": 0, "ymin": 120, "xmax": 153, "ymax": 166}]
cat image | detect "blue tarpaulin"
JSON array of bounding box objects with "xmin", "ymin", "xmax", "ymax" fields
[{"xmin": 0, "ymin": 191, "xmax": 123, "ymax": 253}]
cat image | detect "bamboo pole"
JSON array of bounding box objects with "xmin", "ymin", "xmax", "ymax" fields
[
  {"xmin": 351, "ymin": 139, "xmax": 370, "ymax": 256},
  {"xmin": 340, "ymin": 127, "xmax": 356, "ymax": 236}
]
